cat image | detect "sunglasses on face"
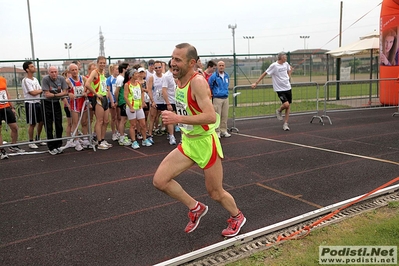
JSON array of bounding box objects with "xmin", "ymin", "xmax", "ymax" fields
[{"xmin": 154, "ymin": 66, "xmax": 162, "ymax": 69}]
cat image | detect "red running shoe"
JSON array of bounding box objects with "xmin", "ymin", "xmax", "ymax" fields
[
  {"xmin": 221, "ymin": 211, "xmax": 246, "ymax": 237},
  {"xmin": 184, "ymin": 202, "xmax": 208, "ymax": 233}
]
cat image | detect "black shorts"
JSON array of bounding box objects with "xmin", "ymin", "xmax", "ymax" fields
[
  {"xmin": 88, "ymin": 96, "xmax": 96, "ymax": 110},
  {"xmin": 118, "ymin": 104, "xmax": 127, "ymax": 117},
  {"xmin": 95, "ymin": 96, "xmax": 109, "ymax": 111},
  {"xmin": 64, "ymin": 106, "xmax": 71, "ymax": 118},
  {"xmin": 157, "ymin": 104, "xmax": 176, "ymax": 112},
  {"xmin": 0, "ymin": 107, "xmax": 16, "ymax": 125},
  {"xmin": 143, "ymin": 102, "xmax": 150, "ymax": 112},
  {"xmin": 276, "ymin": 90, "xmax": 292, "ymax": 104},
  {"xmin": 25, "ymin": 102, "xmax": 43, "ymax": 124}
]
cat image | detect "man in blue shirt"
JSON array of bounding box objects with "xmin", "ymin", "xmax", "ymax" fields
[{"xmin": 208, "ymin": 61, "xmax": 231, "ymax": 138}]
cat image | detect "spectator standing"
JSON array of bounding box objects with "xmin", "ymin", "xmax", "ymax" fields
[
  {"xmin": 123, "ymin": 68, "xmax": 152, "ymax": 149},
  {"xmin": 114, "ymin": 63, "xmax": 131, "ymax": 146},
  {"xmin": 146, "ymin": 61, "xmax": 165, "ymax": 143},
  {"xmin": 0, "ymin": 76, "xmax": 25, "ymax": 159},
  {"xmin": 203, "ymin": 60, "xmax": 217, "ymax": 82},
  {"xmin": 85, "ymin": 56, "xmax": 113, "ymax": 150},
  {"xmin": 161, "ymin": 60, "xmax": 177, "ymax": 145},
  {"xmin": 41, "ymin": 66, "xmax": 69, "ymax": 155},
  {"xmin": 22, "ymin": 61, "xmax": 44, "ymax": 149},
  {"xmin": 107, "ymin": 64, "xmax": 119, "ymax": 141},
  {"xmin": 65, "ymin": 63, "xmax": 89, "ymax": 151},
  {"xmin": 208, "ymin": 61, "xmax": 231, "ymax": 138}
]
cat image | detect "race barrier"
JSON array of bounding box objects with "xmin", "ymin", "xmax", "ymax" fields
[
  {"xmin": 0, "ymin": 96, "xmax": 95, "ymax": 155},
  {"xmin": 230, "ymin": 82, "xmax": 320, "ymax": 132},
  {"xmin": 314, "ymin": 78, "xmax": 398, "ymax": 125},
  {"xmin": 230, "ymin": 79, "xmax": 399, "ymax": 131}
]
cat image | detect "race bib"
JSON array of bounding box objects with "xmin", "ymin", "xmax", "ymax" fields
[
  {"xmin": 144, "ymin": 92, "xmax": 150, "ymax": 102},
  {"xmin": 100, "ymin": 80, "xmax": 107, "ymax": 93},
  {"xmin": 74, "ymin": 85, "xmax": 84, "ymax": 97},
  {"xmin": 176, "ymin": 101, "xmax": 193, "ymax": 130},
  {"xmin": 155, "ymin": 89, "xmax": 163, "ymax": 102},
  {"xmin": 133, "ymin": 88, "xmax": 141, "ymax": 100},
  {"xmin": 0, "ymin": 90, "xmax": 8, "ymax": 105}
]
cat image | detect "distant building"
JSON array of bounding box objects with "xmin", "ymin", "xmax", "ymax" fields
[
  {"xmin": 0, "ymin": 67, "xmax": 46, "ymax": 87},
  {"xmin": 290, "ymin": 49, "xmax": 330, "ymax": 74}
]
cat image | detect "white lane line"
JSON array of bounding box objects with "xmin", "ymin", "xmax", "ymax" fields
[{"xmin": 237, "ymin": 133, "xmax": 399, "ymax": 166}]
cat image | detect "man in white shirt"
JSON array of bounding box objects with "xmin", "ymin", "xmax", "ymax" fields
[
  {"xmin": 251, "ymin": 52, "xmax": 293, "ymax": 131},
  {"xmin": 22, "ymin": 61, "xmax": 44, "ymax": 149},
  {"xmin": 161, "ymin": 60, "xmax": 177, "ymax": 145}
]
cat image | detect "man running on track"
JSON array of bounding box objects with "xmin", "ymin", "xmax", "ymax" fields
[{"xmin": 153, "ymin": 43, "xmax": 246, "ymax": 237}]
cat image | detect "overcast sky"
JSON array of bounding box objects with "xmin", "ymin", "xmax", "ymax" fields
[{"xmin": 0, "ymin": 0, "xmax": 382, "ymax": 61}]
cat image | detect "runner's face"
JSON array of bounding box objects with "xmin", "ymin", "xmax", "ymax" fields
[
  {"xmin": 171, "ymin": 48, "xmax": 192, "ymax": 80},
  {"xmin": 113, "ymin": 67, "xmax": 119, "ymax": 76},
  {"xmin": 98, "ymin": 59, "xmax": 106, "ymax": 71},
  {"xmin": 133, "ymin": 72, "xmax": 140, "ymax": 80},
  {"xmin": 148, "ymin": 64, "xmax": 154, "ymax": 72},
  {"xmin": 70, "ymin": 66, "xmax": 79, "ymax": 78},
  {"xmin": 154, "ymin": 63, "xmax": 163, "ymax": 74}
]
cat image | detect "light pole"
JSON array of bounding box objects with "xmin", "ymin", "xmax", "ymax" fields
[
  {"xmin": 228, "ymin": 24, "xmax": 237, "ymax": 87},
  {"xmin": 300, "ymin": 36, "xmax": 310, "ymax": 76},
  {"xmin": 64, "ymin": 43, "xmax": 72, "ymax": 59},
  {"xmin": 27, "ymin": 0, "xmax": 35, "ymax": 61},
  {"xmin": 243, "ymin": 36, "xmax": 254, "ymax": 59}
]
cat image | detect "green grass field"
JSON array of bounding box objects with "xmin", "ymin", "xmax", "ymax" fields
[{"xmin": 228, "ymin": 202, "xmax": 399, "ymax": 266}]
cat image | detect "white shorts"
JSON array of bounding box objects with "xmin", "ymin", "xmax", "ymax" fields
[{"xmin": 126, "ymin": 106, "xmax": 145, "ymax": 121}]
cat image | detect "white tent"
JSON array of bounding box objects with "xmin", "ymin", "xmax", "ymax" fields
[{"xmin": 326, "ymin": 31, "xmax": 380, "ymax": 57}]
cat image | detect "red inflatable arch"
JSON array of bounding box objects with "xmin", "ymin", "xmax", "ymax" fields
[{"xmin": 380, "ymin": 0, "xmax": 399, "ymax": 105}]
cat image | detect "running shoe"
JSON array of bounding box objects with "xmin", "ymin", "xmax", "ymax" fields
[
  {"xmin": 74, "ymin": 140, "xmax": 83, "ymax": 151},
  {"xmin": 28, "ymin": 143, "xmax": 39, "ymax": 149},
  {"xmin": 119, "ymin": 136, "xmax": 131, "ymax": 146},
  {"xmin": 220, "ymin": 132, "xmax": 231, "ymax": 138},
  {"xmin": 81, "ymin": 139, "xmax": 92, "ymax": 149},
  {"xmin": 103, "ymin": 140, "xmax": 113, "ymax": 148},
  {"xmin": 9, "ymin": 146, "xmax": 25, "ymax": 153},
  {"xmin": 136, "ymin": 133, "xmax": 143, "ymax": 140},
  {"xmin": 1, "ymin": 149, "xmax": 9, "ymax": 160},
  {"xmin": 142, "ymin": 139, "xmax": 152, "ymax": 147},
  {"xmin": 56, "ymin": 147, "xmax": 64, "ymax": 154},
  {"xmin": 97, "ymin": 142, "xmax": 109, "ymax": 150},
  {"xmin": 221, "ymin": 211, "xmax": 246, "ymax": 237},
  {"xmin": 112, "ymin": 133, "xmax": 119, "ymax": 141},
  {"xmin": 35, "ymin": 136, "xmax": 47, "ymax": 146},
  {"xmin": 276, "ymin": 109, "xmax": 283, "ymax": 121},
  {"xmin": 169, "ymin": 135, "xmax": 177, "ymax": 145},
  {"xmin": 64, "ymin": 139, "xmax": 76, "ymax": 149},
  {"xmin": 147, "ymin": 136, "xmax": 154, "ymax": 144},
  {"xmin": 185, "ymin": 202, "xmax": 208, "ymax": 233},
  {"xmin": 131, "ymin": 141, "xmax": 140, "ymax": 149},
  {"xmin": 283, "ymin": 123, "xmax": 290, "ymax": 131},
  {"xmin": 48, "ymin": 149, "xmax": 58, "ymax": 155}
]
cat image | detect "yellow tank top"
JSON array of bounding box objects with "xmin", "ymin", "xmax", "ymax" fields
[{"xmin": 175, "ymin": 73, "xmax": 218, "ymax": 135}]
